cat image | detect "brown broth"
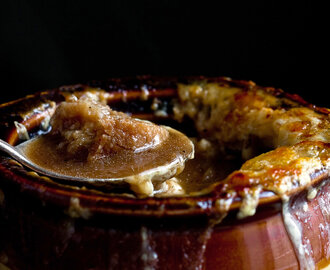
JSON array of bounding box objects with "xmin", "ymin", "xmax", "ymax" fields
[
  {"xmin": 22, "ymin": 128, "xmax": 192, "ymax": 180},
  {"xmin": 176, "ymin": 146, "xmax": 242, "ymax": 194}
]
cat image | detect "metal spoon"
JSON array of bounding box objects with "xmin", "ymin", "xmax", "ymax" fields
[{"xmin": 0, "ymin": 129, "xmax": 194, "ymax": 188}]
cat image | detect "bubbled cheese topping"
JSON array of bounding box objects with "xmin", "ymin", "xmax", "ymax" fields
[
  {"xmin": 174, "ymin": 82, "xmax": 330, "ymax": 219},
  {"xmin": 174, "ymin": 83, "xmax": 330, "ymax": 159}
]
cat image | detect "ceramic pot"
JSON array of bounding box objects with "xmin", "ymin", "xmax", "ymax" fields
[{"xmin": 0, "ymin": 76, "xmax": 329, "ymax": 270}]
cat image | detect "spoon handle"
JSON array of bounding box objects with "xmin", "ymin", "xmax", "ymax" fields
[
  {"xmin": 0, "ymin": 139, "xmax": 32, "ymax": 167},
  {"xmin": 0, "ymin": 138, "xmax": 116, "ymax": 182},
  {"xmin": 0, "ymin": 138, "xmax": 61, "ymax": 179}
]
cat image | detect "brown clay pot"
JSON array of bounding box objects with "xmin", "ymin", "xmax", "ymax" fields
[{"xmin": 0, "ymin": 76, "xmax": 329, "ymax": 270}]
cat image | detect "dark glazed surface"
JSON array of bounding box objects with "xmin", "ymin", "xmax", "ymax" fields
[
  {"xmin": 0, "ymin": 175, "xmax": 296, "ymax": 270},
  {"xmin": 2, "ymin": 174, "xmax": 330, "ymax": 269}
]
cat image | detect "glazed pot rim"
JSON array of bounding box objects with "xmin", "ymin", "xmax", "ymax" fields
[{"xmin": 1, "ymin": 75, "xmax": 329, "ymax": 217}]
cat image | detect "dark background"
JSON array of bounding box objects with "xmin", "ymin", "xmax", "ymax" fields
[{"xmin": 0, "ymin": 1, "xmax": 327, "ymax": 106}]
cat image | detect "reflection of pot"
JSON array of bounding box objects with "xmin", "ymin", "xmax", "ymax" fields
[{"xmin": 0, "ymin": 76, "xmax": 329, "ymax": 269}]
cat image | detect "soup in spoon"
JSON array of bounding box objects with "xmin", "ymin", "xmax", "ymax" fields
[{"xmin": 20, "ymin": 96, "xmax": 194, "ymax": 196}]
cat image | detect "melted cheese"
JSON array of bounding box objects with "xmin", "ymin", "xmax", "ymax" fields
[
  {"xmin": 174, "ymin": 82, "xmax": 330, "ymax": 210},
  {"xmin": 174, "ymin": 83, "xmax": 330, "ymax": 159}
]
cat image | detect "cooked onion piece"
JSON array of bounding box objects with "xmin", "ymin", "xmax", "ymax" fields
[{"xmin": 50, "ymin": 97, "xmax": 169, "ymax": 159}]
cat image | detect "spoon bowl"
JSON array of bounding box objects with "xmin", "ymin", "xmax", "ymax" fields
[
  {"xmin": 0, "ymin": 138, "xmax": 65, "ymax": 179},
  {"xmin": 0, "ymin": 126, "xmax": 194, "ymax": 192}
]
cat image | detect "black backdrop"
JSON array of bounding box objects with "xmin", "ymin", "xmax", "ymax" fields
[{"xmin": 0, "ymin": 1, "xmax": 327, "ymax": 106}]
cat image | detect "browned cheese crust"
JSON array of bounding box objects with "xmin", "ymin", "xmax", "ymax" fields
[{"xmin": 174, "ymin": 82, "xmax": 330, "ymax": 217}]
